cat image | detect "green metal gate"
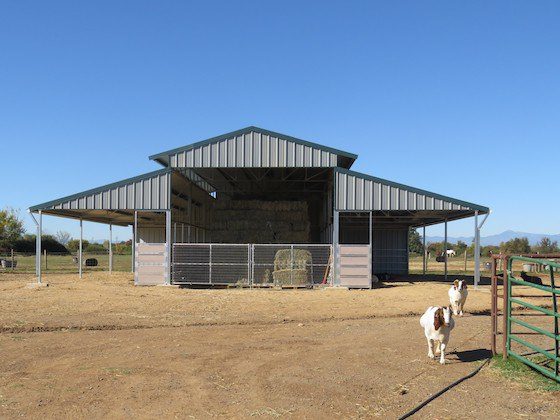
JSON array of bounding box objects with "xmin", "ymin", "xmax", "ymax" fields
[{"xmin": 506, "ymin": 256, "xmax": 560, "ymax": 382}]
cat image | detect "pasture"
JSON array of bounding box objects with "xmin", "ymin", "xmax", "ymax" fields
[{"xmin": 1, "ymin": 272, "xmax": 559, "ymax": 418}]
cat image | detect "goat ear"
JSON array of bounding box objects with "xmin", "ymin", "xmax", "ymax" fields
[
  {"xmin": 453, "ymin": 279, "xmax": 459, "ymax": 289},
  {"xmin": 434, "ymin": 309, "xmax": 442, "ymax": 330},
  {"xmin": 462, "ymin": 282, "xmax": 468, "ymax": 290}
]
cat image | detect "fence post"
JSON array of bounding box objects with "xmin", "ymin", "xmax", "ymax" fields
[
  {"xmin": 11, "ymin": 249, "xmax": 14, "ymax": 271},
  {"xmin": 464, "ymin": 251, "xmax": 467, "ymax": 273},
  {"xmin": 490, "ymin": 257, "xmax": 497, "ymax": 355},
  {"xmin": 502, "ymin": 255, "xmax": 509, "ymax": 360},
  {"xmin": 249, "ymin": 244, "xmax": 253, "ymax": 288},
  {"xmin": 209, "ymin": 244, "xmax": 212, "ymax": 285},
  {"xmin": 290, "ymin": 245, "xmax": 294, "ymax": 286},
  {"xmin": 44, "ymin": 249, "xmax": 47, "ymax": 271},
  {"xmin": 550, "ymin": 265, "xmax": 559, "ymax": 377}
]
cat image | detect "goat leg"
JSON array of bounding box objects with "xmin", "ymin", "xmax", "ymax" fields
[{"xmin": 427, "ymin": 338, "xmax": 435, "ymax": 359}]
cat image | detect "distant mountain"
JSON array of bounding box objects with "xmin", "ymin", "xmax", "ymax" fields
[{"xmin": 425, "ymin": 230, "xmax": 560, "ymax": 246}]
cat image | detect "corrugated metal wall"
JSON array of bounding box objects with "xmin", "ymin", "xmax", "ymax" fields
[
  {"xmin": 45, "ymin": 171, "xmax": 171, "ymax": 211},
  {"xmin": 168, "ymin": 130, "xmax": 339, "ymax": 168},
  {"xmin": 372, "ymin": 226, "xmax": 409, "ymax": 275},
  {"xmin": 335, "ymin": 170, "xmax": 472, "ymax": 212}
]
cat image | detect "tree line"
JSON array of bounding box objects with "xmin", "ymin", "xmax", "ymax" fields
[
  {"xmin": 0, "ymin": 208, "xmax": 132, "ymax": 254},
  {"xmin": 408, "ymin": 229, "xmax": 559, "ymax": 257}
]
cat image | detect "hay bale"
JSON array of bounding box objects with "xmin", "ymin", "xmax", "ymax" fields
[
  {"xmin": 272, "ymin": 269, "xmax": 309, "ymax": 286},
  {"xmin": 272, "ymin": 249, "xmax": 312, "ymax": 285}
]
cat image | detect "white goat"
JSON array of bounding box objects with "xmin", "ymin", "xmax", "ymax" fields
[
  {"xmin": 448, "ymin": 279, "xmax": 468, "ymax": 316},
  {"xmin": 446, "ymin": 249, "xmax": 456, "ymax": 258},
  {"xmin": 420, "ymin": 306, "xmax": 455, "ymax": 364}
]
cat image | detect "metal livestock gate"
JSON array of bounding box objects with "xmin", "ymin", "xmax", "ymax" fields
[{"xmin": 172, "ymin": 243, "xmax": 332, "ymax": 287}]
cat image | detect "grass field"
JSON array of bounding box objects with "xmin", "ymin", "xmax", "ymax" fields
[
  {"xmin": 2, "ymin": 252, "xmax": 555, "ymax": 283},
  {"xmin": 0, "ymin": 253, "xmax": 132, "ymax": 273}
]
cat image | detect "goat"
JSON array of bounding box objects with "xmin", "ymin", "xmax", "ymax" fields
[
  {"xmin": 448, "ymin": 279, "xmax": 468, "ymax": 316},
  {"xmin": 420, "ymin": 306, "xmax": 455, "ymax": 364},
  {"xmin": 446, "ymin": 249, "xmax": 456, "ymax": 258}
]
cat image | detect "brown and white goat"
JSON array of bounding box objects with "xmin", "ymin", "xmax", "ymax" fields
[
  {"xmin": 448, "ymin": 279, "xmax": 468, "ymax": 316},
  {"xmin": 420, "ymin": 306, "xmax": 455, "ymax": 364}
]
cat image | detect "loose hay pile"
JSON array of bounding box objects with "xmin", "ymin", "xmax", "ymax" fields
[{"xmin": 211, "ymin": 200, "xmax": 310, "ymax": 243}]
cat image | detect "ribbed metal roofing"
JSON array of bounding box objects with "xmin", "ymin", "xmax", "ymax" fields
[
  {"xmin": 29, "ymin": 169, "xmax": 172, "ymax": 212},
  {"xmin": 335, "ymin": 168, "xmax": 489, "ymax": 213},
  {"xmin": 149, "ymin": 126, "xmax": 358, "ymax": 169}
]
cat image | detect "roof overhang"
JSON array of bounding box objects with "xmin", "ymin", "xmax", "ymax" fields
[{"xmin": 334, "ymin": 168, "xmax": 489, "ymax": 226}]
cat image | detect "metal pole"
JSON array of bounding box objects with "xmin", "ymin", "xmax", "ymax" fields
[
  {"xmin": 109, "ymin": 223, "xmax": 113, "ymax": 274},
  {"xmin": 79, "ymin": 219, "xmax": 83, "ymax": 279},
  {"xmin": 422, "ymin": 225, "xmax": 426, "ymax": 275},
  {"xmin": 37, "ymin": 211, "xmax": 42, "ymax": 283},
  {"xmin": 133, "ymin": 211, "xmax": 138, "ymax": 279},
  {"xmin": 368, "ymin": 211, "xmax": 373, "ymax": 289},
  {"xmin": 444, "ymin": 219, "xmax": 448, "ymax": 282},
  {"xmin": 369, "ymin": 211, "xmax": 373, "ymax": 283},
  {"xmin": 131, "ymin": 222, "xmax": 135, "ymax": 273},
  {"xmin": 474, "ymin": 211, "xmax": 480, "ymax": 288},
  {"xmin": 166, "ymin": 210, "xmax": 171, "ymax": 284},
  {"xmin": 333, "ymin": 210, "xmax": 340, "ymax": 286}
]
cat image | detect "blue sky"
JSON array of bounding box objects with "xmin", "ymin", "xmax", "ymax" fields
[{"xmin": 1, "ymin": 1, "xmax": 558, "ymax": 241}]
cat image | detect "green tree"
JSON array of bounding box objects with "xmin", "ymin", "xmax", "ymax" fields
[
  {"xmin": 533, "ymin": 237, "xmax": 559, "ymax": 254},
  {"xmin": 67, "ymin": 239, "xmax": 90, "ymax": 252},
  {"xmin": 500, "ymin": 237, "xmax": 531, "ymax": 254},
  {"xmin": 408, "ymin": 228, "xmax": 424, "ymax": 254},
  {"xmin": 455, "ymin": 240, "xmax": 468, "ymax": 255},
  {"xmin": 0, "ymin": 208, "xmax": 25, "ymax": 248}
]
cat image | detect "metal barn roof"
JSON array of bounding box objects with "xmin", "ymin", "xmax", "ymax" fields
[
  {"xmin": 149, "ymin": 126, "xmax": 358, "ymax": 169},
  {"xmin": 334, "ymin": 168, "xmax": 489, "ymax": 226}
]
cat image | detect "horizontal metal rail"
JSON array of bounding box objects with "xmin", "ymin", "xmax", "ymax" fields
[
  {"xmin": 506, "ymin": 256, "xmax": 560, "ymax": 382},
  {"xmin": 509, "ymin": 298, "xmax": 560, "ymax": 318}
]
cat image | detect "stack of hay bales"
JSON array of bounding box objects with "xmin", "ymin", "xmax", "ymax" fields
[
  {"xmin": 272, "ymin": 248, "xmax": 312, "ymax": 286},
  {"xmin": 211, "ymin": 200, "xmax": 310, "ymax": 243}
]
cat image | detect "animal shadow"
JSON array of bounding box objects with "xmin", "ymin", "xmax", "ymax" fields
[{"xmin": 453, "ymin": 348, "xmax": 492, "ymax": 363}]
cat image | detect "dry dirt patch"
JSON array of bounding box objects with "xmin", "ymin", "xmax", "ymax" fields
[
  {"xmin": 1, "ymin": 272, "xmax": 497, "ymax": 332},
  {"xmin": 1, "ymin": 272, "xmax": 558, "ymax": 419}
]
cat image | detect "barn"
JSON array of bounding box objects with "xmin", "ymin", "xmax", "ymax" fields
[{"xmin": 29, "ymin": 126, "xmax": 489, "ymax": 287}]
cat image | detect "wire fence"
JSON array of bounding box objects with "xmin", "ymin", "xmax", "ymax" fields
[
  {"xmin": 172, "ymin": 243, "xmax": 332, "ymax": 287},
  {"xmin": 0, "ymin": 250, "xmax": 132, "ymax": 273}
]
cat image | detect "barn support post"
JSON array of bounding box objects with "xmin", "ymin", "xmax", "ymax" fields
[
  {"xmin": 131, "ymin": 221, "xmax": 135, "ymax": 273},
  {"xmin": 29, "ymin": 211, "xmax": 42, "ymax": 284},
  {"xmin": 444, "ymin": 219, "xmax": 448, "ymax": 282},
  {"xmin": 109, "ymin": 223, "xmax": 113, "ymax": 274},
  {"xmin": 474, "ymin": 211, "xmax": 479, "ymax": 288},
  {"xmin": 333, "ymin": 210, "xmax": 340, "ymax": 286},
  {"xmin": 165, "ymin": 210, "xmax": 172, "ymax": 284},
  {"xmin": 133, "ymin": 211, "xmax": 138, "ymax": 281},
  {"xmin": 369, "ymin": 211, "xmax": 373, "ymax": 287},
  {"xmin": 422, "ymin": 225, "xmax": 426, "ymax": 275},
  {"xmin": 79, "ymin": 218, "xmax": 83, "ymax": 279},
  {"xmin": 474, "ymin": 210, "xmax": 490, "ymax": 288}
]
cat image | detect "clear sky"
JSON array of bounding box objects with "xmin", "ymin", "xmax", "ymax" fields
[{"xmin": 1, "ymin": 1, "xmax": 558, "ymax": 242}]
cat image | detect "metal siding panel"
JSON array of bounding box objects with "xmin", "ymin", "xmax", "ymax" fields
[
  {"xmin": 237, "ymin": 135, "xmax": 243, "ymax": 166},
  {"xmin": 245, "ymin": 133, "xmax": 251, "ymax": 166}
]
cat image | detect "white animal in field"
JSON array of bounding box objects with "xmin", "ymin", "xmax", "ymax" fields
[
  {"xmin": 420, "ymin": 306, "xmax": 455, "ymax": 364},
  {"xmin": 448, "ymin": 279, "xmax": 468, "ymax": 316},
  {"xmin": 446, "ymin": 249, "xmax": 456, "ymax": 257}
]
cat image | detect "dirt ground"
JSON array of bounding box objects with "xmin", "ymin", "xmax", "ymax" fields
[{"xmin": 1, "ymin": 273, "xmax": 558, "ymax": 419}]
